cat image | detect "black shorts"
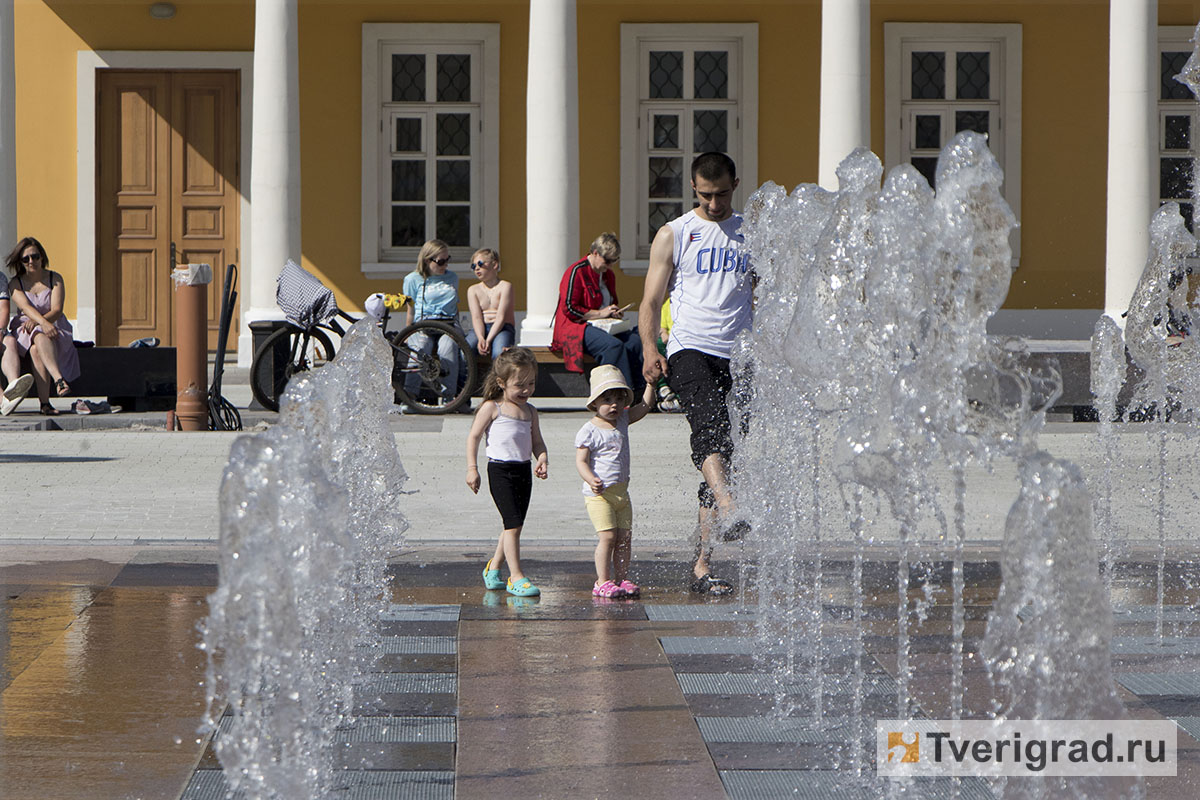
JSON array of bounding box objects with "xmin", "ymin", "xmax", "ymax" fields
[
  {"xmin": 487, "ymin": 459, "xmax": 532, "ymax": 529},
  {"xmin": 667, "ymin": 349, "xmax": 751, "ymax": 471}
]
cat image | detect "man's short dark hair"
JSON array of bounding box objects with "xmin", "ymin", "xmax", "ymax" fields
[{"xmin": 691, "ymin": 152, "xmax": 737, "ymax": 183}]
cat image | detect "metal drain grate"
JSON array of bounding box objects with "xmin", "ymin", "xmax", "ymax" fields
[
  {"xmin": 1110, "ymin": 637, "xmax": 1200, "ymax": 655},
  {"xmin": 719, "ymin": 770, "xmax": 995, "ymax": 799},
  {"xmin": 1116, "ymin": 673, "xmax": 1200, "ymax": 696},
  {"xmin": 645, "ymin": 604, "xmax": 757, "ymax": 622},
  {"xmin": 1173, "ymin": 717, "xmax": 1200, "ymax": 741},
  {"xmin": 677, "ymin": 672, "xmax": 897, "ymax": 696},
  {"xmin": 336, "ymin": 716, "xmax": 456, "ymax": 743},
  {"xmin": 358, "ymin": 673, "xmax": 457, "ymax": 695},
  {"xmin": 359, "ymin": 636, "xmax": 457, "ymax": 654},
  {"xmin": 698, "ymin": 715, "xmax": 860, "ymax": 743},
  {"xmin": 182, "ymin": 769, "xmax": 454, "ymax": 800},
  {"xmin": 659, "ymin": 636, "xmax": 760, "ymax": 655},
  {"xmin": 1112, "ymin": 606, "xmax": 1199, "ymax": 623},
  {"xmin": 380, "ymin": 604, "xmax": 461, "ymax": 622}
]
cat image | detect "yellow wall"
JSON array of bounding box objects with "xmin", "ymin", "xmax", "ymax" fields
[{"xmin": 15, "ymin": 0, "xmax": 1200, "ymax": 323}]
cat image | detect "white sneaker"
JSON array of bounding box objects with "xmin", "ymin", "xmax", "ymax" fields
[{"xmin": 1, "ymin": 373, "xmax": 34, "ymax": 416}]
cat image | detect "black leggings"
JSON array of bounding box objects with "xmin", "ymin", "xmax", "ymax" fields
[{"xmin": 488, "ymin": 459, "xmax": 532, "ymax": 530}]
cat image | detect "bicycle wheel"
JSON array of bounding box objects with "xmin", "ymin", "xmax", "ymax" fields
[
  {"xmin": 388, "ymin": 320, "xmax": 477, "ymax": 414},
  {"xmin": 249, "ymin": 326, "xmax": 336, "ymax": 412}
]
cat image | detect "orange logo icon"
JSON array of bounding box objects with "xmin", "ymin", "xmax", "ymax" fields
[{"xmin": 887, "ymin": 731, "xmax": 919, "ymax": 763}]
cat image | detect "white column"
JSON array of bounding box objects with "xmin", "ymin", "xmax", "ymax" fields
[
  {"xmin": 1105, "ymin": 0, "xmax": 1156, "ymax": 324},
  {"xmin": 0, "ymin": 0, "xmax": 16, "ymax": 273},
  {"xmin": 818, "ymin": 0, "xmax": 870, "ymax": 190},
  {"xmin": 520, "ymin": 0, "xmax": 579, "ymax": 346},
  {"xmin": 247, "ymin": 0, "xmax": 301, "ymax": 329}
]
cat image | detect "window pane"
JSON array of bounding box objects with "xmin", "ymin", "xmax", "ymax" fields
[
  {"xmin": 955, "ymin": 110, "xmax": 989, "ymax": 136},
  {"xmin": 395, "ymin": 118, "xmax": 422, "ymax": 153},
  {"xmin": 1166, "ymin": 115, "xmax": 1191, "ymax": 150},
  {"xmin": 436, "ymin": 54, "xmax": 471, "ymax": 102},
  {"xmin": 694, "ymin": 50, "xmax": 729, "ymax": 99},
  {"xmin": 391, "ymin": 54, "xmax": 425, "ymax": 102},
  {"xmin": 956, "ymin": 52, "xmax": 990, "ymax": 100},
  {"xmin": 648, "ymin": 202, "xmax": 683, "ymax": 240},
  {"xmin": 437, "ymin": 160, "xmax": 470, "ymax": 202},
  {"xmin": 911, "ymin": 157, "xmax": 938, "ymax": 189},
  {"xmin": 911, "ymin": 51, "xmax": 945, "ymax": 99},
  {"xmin": 391, "ymin": 206, "xmax": 425, "ymax": 247},
  {"xmin": 649, "ymin": 157, "xmax": 682, "ymax": 198},
  {"xmin": 437, "ymin": 205, "xmax": 471, "ymax": 245},
  {"xmin": 694, "ymin": 110, "xmax": 728, "ymax": 153},
  {"xmin": 649, "ymin": 51, "xmax": 683, "ymax": 99},
  {"xmin": 391, "ymin": 160, "xmax": 425, "ymax": 202},
  {"xmin": 915, "ymin": 115, "xmax": 941, "ymax": 149},
  {"xmin": 1161, "ymin": 157, "xmax": 1193, "ymax": 200},
  {"xmin": 1180, "ymin": 202, "xmax": 1195, "ymax": 234},
  {"xmin": 1163, "ymin": 52, "xmax": 1194, "ymax": 101},
  {"xmin": 653, "ymin": 114, "xmax": 680, "ymax": 150},
  {"xmin": 437, "ymin": 113, "xmax": 471, "ymax": 156}
]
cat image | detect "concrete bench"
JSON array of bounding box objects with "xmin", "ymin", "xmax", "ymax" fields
[{"xmin": 20, "ymin": 345, "xmax": 177, "ymax": 412}]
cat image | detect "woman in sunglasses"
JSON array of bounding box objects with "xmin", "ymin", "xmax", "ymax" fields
[
  {"xmin": 399, "ymin": 239, "xmax": 466, "ymax": 409},
  {"xmin": 4, "ymin": 237, "xmax": 80, "ymax": 415}
]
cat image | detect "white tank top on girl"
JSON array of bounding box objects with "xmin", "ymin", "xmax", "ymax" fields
[
  {"xmin": 665, "ymin": 209, "xmax": 753, "ymax": 360},
  {"xmin": 485, "ymin": 406, "xmax": 533, "ymax": 462}
]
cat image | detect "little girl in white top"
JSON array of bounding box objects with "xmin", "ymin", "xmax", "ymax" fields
[
  {"xmin": 466, "ymin": 347, "xmax": 548, "ymax": 597},
  {"xmin": 575, "ymin": 365, "xmax": 655, "ymax": 598}
]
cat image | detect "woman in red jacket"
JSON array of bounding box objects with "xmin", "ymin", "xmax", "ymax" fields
[{"xmin": 551, "ymin": 232, "xmax": 645, "ymax": 395}]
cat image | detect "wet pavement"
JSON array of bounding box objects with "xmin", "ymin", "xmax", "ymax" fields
[{"xmin": 3, "ymin": 546, "xmax": 1200, "ymax": 799}]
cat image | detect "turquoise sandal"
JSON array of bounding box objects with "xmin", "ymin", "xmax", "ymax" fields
[
  {"xmin": 507, "ymin": 577, "xmax": 540, "ymax": 597},
  {"xmin": 482, "ymin": 559, "xmax": 504, "ymax": 590}
]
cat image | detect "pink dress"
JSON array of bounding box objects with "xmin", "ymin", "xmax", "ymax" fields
[{"xmin": 8, "ymin": 272, "xmax": 81, "ymax": 382}]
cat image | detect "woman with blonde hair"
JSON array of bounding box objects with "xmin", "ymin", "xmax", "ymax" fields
[{"xmin": 400, "ymin": 239, "xmax": 466, "ymax": 409}]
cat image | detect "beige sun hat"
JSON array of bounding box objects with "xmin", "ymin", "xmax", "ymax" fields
[{"xmin": 586, "ymin": 364, "xmax": 634, "ymax": 410}]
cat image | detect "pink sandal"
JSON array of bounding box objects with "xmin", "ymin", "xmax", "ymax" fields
[
  {"xmin": 592, "ymin": 580, "xmax": 625, "ymax": 598},
  {"xmin": 617, "ymin": 580, "xmax": 640, "ymax": 597}
]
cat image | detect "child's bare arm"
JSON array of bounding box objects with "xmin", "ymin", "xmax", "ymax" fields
[
  {"xmin": 576, "ymin": 446, "xmax": 604, "ymax": 494},
  {"xmin": 466, "ymin": 286, "xmax": 487, "ymax": 349},
  {"xmin": 487, "ymin": 282, "xmax": 515, "ymax": 345},
  {"xmin": 530, "ymin": 406, "xmax": 549, "ymax": 479},
  {"xmin": 465, "ymin": 401, "xmax": 496, "ymax": 493},
  {"xmin": 627, "ymin": 382, "xmax": 657, "ymax": 424}
]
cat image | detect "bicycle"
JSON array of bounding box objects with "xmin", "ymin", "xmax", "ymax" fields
[{"xmin": 249, "ymin": 261, "xmax": 477, "ymax": 414}]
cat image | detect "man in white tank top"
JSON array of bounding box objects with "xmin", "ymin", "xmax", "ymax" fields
[{"xmin": 638, "ymin": 152, "xmax": 754, "ymax": 596}]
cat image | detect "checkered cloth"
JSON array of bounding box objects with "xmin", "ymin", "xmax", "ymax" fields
[{"xmin": 275, "ymin": 259, "xmax": 338, "ymax": 329}]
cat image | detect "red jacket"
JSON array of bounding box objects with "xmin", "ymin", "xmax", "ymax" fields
[{"xmin": 551, "ymin": 258, "xmax": 619, "ymax": 373}]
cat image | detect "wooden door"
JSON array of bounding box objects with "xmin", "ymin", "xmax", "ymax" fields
[{"xmin": 98, "ymin": 70, "xmax": 240, "ymax": 348}]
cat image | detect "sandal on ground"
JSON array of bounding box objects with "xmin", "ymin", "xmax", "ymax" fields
[
  {"xmin": 721, "ymin": 520, "xmax": 751, "ymax": 542},
  {"xmin": 54, "ymin": 377, "xmax": 70, "ymax": 397},
  {"xmin": 507, "ymin": 577, "xmax": 540, "ymax": 597},
  {"xmin": 40, "ymin": 402, "xmax": 59, "ymax": 416},
  {"xmin": 617, "ymin": 580, "xmax": 640, "ymax": 597},
  {"xmin": 1, "ymin": 373, "xmax": 34, "ymax": 416},
  {"xmin": 592, "ymin": 580, "xmax": 625, "ymax": 598},
  {"xmin": 690, "ymin": 573, "xmax": 734, "ymax": 596},
  {"xmin": 482, "ymin": 559, "xmax": 505, "ymax": 590}
]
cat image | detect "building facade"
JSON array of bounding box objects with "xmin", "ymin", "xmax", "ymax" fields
[{"xmin": 0, "ymin": 0, "xmax": 1196, "ymax": 362}]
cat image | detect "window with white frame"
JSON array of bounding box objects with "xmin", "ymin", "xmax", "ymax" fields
[
  {"xmin": 884, "ymin": 23, "xmax": 1022, "ymax": 263},
  {"xmin": 620, "ymin": 24, "xmax": 758, "ymax": 267},
  {"xmin": 361, "ymin": 24, "xmax": 499, "ymax": 277},
  {"xmin": 1159, "ymin": 28, "xmax": 1198, "ymax": 233}
]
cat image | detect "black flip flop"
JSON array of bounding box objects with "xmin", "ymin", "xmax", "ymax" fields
[{"xmin": 690, "ymin": 573, "xmax": 734, "ymax": 596}]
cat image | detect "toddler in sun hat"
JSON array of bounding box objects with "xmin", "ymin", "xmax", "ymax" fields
[{"xmin": 574, "ymin": 365, "xmax": 656, "ymax": 598}]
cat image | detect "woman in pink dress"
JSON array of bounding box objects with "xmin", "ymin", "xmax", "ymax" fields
[{"xmin": 5, "ymin": 237, "xmax": 80, "ymax": 415}]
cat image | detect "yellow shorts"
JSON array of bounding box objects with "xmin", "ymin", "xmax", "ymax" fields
[{"xmin": 583, "ymin": 481, "xmax": 633, "ymax": 532}]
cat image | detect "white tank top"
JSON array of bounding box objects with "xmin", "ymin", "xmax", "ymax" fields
[
  {"xmin": 665, "ymin": 209, "xmax": 753, "ymax": 359},
  {"xmin": 485, "ymin": 408, "xmax": 533, "ymax": 462}
]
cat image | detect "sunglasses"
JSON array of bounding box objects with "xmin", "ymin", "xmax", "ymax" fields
[
  {"xmin": 431, "ymin": 256, "xmax": 451, "ymax": 266},
  {"xmin": 473, "ymin": 260, "xmax": 495, "ymax": 268},
  {"xmin": 20, "ymin": 253, "xmax": 41, "ymax": 264}
]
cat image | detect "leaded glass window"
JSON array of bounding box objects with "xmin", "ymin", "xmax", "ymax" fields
[
  {"xmin": 382, "ymin": 45, "xmax": 481, "ymax": 255},
  {"xmin": 899, "ymin": 42, "xmax": 1001, "ymax": 190},
  {"xmin": 1160, "ymin": 46, "xmax": 1198, "ymax": 233},
  {"xmin": 637, "ymin": 39, "xmax": 741, "ymax": 250}
]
